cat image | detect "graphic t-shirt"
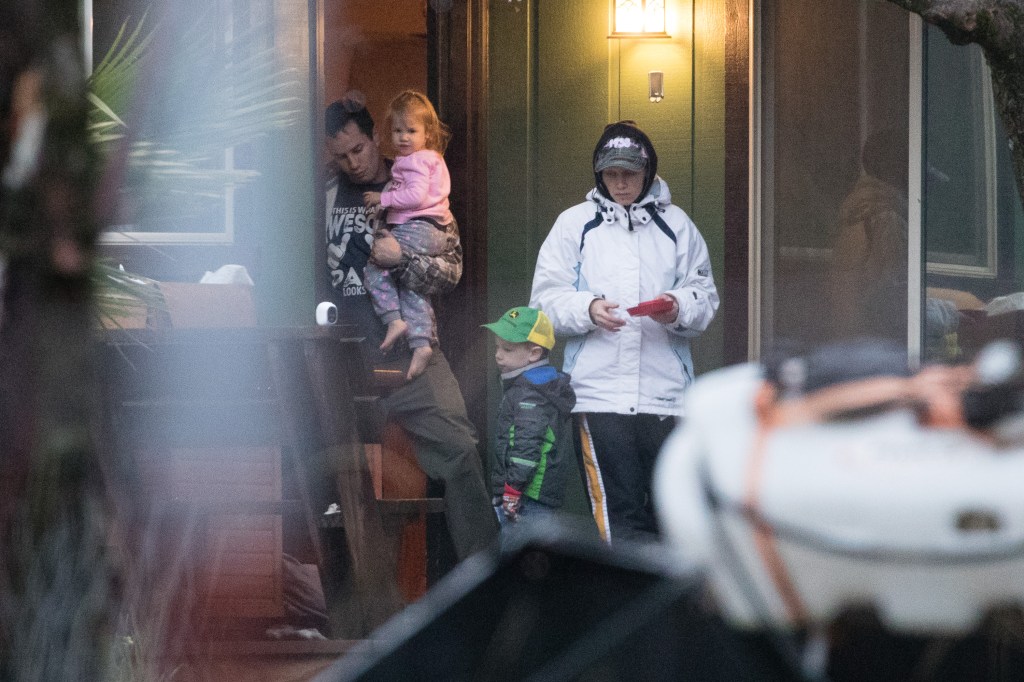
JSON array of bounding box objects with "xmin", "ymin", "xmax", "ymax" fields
[
  {"xmin": 326, "ymin": 170, "xmax": 409, "ymax": 369},
  {"xmin": 327, "ymin": 177, "xmax": 378, "ymax": 298}
]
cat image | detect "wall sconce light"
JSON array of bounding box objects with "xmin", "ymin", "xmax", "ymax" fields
[
  {"xmin": 610, "ymin": 0, "xmax": 669, "ymax": 38},
  {"xmin": 649, "ymin": 71, "xmax": 664, "ymax": 102}
]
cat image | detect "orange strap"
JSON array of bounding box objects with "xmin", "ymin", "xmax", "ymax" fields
[{"xmin": 743, "ymin": 420, "xmax": 809, "ymax": 625}]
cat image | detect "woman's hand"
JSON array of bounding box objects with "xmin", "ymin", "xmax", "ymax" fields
[
  {"xmin": 649, "ymin": 294, "xmax": 680, "ymax": 324},
  {"xmin": 589, "ymin": 298, "xmax": 625, "ymax": 332}
]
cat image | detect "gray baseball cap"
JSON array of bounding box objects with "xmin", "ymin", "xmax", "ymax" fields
[{"xmin": 594, "ymin": 136, "xmax": 649, "ymax": 173}]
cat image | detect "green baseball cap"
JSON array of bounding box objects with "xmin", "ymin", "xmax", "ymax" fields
[{"xmin": 482, "ymin": 306, "xmax": 555, "ymax": 350}]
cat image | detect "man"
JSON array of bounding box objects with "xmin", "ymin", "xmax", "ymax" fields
[{"xmin": 325, "ymin": 92, "xmax": 498, "ymax": 561}]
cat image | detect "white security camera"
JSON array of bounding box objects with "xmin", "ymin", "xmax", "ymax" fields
[{"xmin": 315, "ymin": 301, "xmax": 338, "ymax": 326}]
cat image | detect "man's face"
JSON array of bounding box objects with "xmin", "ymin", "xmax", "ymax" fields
[
  {"xmin": 327, "ymin": 121, "xmax": 387, "ymax": 185},
  {"xmin": 601, "ymin": 166, "xmax": 645, "ymax": 206}
]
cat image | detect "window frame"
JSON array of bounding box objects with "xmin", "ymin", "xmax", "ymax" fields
[
  {"xmin": 86, "ymin": 0, "xmax": 240, "ymax": 247},
  {"xmin": 750, "ymin": 3, "xmax": 1009, "ymax": 366}
]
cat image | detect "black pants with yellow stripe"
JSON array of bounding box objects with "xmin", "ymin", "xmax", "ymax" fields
[{"xmin": 575, "ymin": 412, "xmax": 677, "ymax": 544}]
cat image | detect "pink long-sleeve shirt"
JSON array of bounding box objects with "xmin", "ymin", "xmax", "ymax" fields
[{"xmin": 380, "ymin": 149, "xmax": 452, "ymax": 225}]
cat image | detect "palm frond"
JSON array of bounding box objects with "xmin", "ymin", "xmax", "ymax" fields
[
  {"xmin": 92, "ymin": 259, "xmax": 164, "ymax": 329},
  {"xmin": 87, "ymin": 8, "xmax": 302, "ymax": 231},
  {"xmin": 88, "ymin": 14, "xmax": 153, "ymax": 125}
]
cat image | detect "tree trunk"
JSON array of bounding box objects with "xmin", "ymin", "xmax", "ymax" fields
[
  {"xmin": 886, "ymin": 0, "xmax": 1024, "ymax": 204},
  {"xmin": 0, "ymin": 1, "xmax": 113, "ymax": 679}
]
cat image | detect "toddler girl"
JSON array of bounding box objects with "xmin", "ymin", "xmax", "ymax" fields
[{"xmin": 363, "ymin": 90, "xmax": 460, "ymax": 379}]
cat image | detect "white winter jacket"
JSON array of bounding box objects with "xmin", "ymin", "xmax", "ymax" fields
[{"xmin": 530, "ymin": 177, "xmax": 719, "ymax": 417}]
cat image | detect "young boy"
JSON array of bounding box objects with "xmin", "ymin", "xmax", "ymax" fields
[{"xmin": 482, "ymin": 306, "xmax": 576, "ymax": 530}]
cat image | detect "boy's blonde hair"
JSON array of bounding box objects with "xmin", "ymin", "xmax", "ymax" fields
[{"xmin": 387, "ymin": 90, "xmax": 451, "ymax": 154}]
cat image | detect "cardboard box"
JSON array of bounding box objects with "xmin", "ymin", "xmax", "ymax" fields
[{"xmin": 156, "ymin": 282, "xmax": 257, "ymax": 328}]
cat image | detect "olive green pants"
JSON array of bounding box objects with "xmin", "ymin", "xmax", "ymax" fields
[{"xmin": 381, "ymin": 350, "xmax": 499, "ymax": 559}]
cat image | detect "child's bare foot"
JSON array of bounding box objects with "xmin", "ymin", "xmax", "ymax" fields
[
  {"xmin": 381, "ymin": 319, "xmax": 408, "ymax": 351},
  {"xmin": 407, "ymin": 345, "xmax": 432, "ymax": 380}
]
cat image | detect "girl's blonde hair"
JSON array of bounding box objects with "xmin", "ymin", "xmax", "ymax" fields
[{"xmin": 387, "ymin": 90, "xmax": 451, "ymax": 154}]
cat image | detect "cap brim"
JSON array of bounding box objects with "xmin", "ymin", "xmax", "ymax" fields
[
  {"xmin": 482, "ymin": 321, "xmax": 521, "ymax": 342},
  {"xmin": 596, "ymin": 159, "xmax": 646, "ymax": 172},
  {"xmin": 595, "ymin": 150, "xmax": 647, "ymax": 173}
]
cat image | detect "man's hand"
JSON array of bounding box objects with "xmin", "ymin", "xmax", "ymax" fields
[
  {"xmin": 363, "ymin": 191, "xmax": 382, "ymax": 208},
  {"xmin": 589, "ymin": 298, "xmax": 625, "ymax": 332},
  {"xmin": 370, "ymin": 232, "xmax": 403, "ymax": 268},
  {"xmin": 502, "ymin": 484, "xmax": 522, "ymax": 521},
  {"xmin": 649, "ymin": 293, "xmax": 680, "ymax": 325},
  {"xmin": 327, "ymin": 242, "xmax": 344, "ymax": 270}
]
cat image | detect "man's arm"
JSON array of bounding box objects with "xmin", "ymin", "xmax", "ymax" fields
[
  {"xmin": 399, "ymin": 241, "xmax": 462, "ymax": 296},
  {"xmin": 370, "ymin": 218, "xmax": 462, "ymax": 296}
]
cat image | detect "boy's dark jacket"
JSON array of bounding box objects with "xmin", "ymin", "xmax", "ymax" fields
[{"xmin": 492, "ymin": 361, "xmax": 576, "ymax": 507}]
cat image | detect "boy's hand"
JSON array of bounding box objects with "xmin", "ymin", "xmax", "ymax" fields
[{"xmin": 502, "ymin": 484, "xmax": 522, "ymax": 521}]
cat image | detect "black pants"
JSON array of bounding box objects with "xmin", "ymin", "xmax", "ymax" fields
[
  {"xmin": 575, "ymin": 412, "xmax": 677, "ymax": 544},
  {"xmin": 382, "ymin": 350, "xmax": 499, "ymax": 559}
]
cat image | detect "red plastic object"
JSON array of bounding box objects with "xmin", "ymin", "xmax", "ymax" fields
[{"xmin": 626, "ymin": 298, "xmax": 674, "ymax": 317}]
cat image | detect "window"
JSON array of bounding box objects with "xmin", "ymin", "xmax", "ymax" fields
[
  {"xmin": 756, "ymin": 0, "xmax": 1024, "ymax": 364},
  {"xmin": 924, "ymin": 34, "xmax": 999, "ymax": 279},
  {"xmin": 87, "ymin": 0, "xmax": 299, "ymax": 245}
]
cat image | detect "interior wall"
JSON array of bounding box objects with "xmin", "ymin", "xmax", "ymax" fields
[{"xmin": 322, "ymin": 0, "xmax": 428, "ymax": 158}]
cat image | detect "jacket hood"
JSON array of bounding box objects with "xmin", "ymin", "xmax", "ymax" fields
[
  {"xmin": 586, "ymin": 175, "xmax": 671, "ymax": 228},
  {"xmin": 592, "ymin": 121, "xmax": 659, "ymax": 203},
  {"xmin": 512, "ymin": 364, "xmax": 576, "ymax": 414}
]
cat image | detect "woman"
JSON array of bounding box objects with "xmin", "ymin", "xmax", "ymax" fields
[{"xmin": 530, "ymin": 120, "xmax": 719, "ymax": 543}]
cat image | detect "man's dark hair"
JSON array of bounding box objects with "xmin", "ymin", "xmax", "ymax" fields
[
  {"xmin": 862, "ymin": 126, "xmax": 907, "ymax": 187},
  {"xmin": 325, "ymin": 90, "xmax": 374, "ymax": 138}
]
